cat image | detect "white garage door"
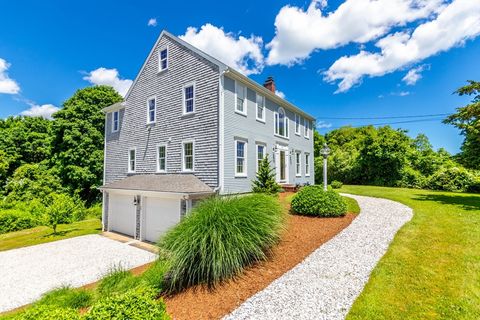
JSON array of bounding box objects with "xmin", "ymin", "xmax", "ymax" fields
[
  {"xmin": 109, "ymin": 194, "xmax": 136, "ymax": 237},
  {"xmin": 144, "ymin": 197, "xmax": 180, "ymax": 243}
]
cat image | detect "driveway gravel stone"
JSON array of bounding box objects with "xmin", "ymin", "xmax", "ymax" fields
[
  {"xmin": 0, "ymin": 234, "xmax": 156, "ymax": 313},
  {"xmin": 224, "ymin": 194, "xmax": 413, "ymax": 320}
]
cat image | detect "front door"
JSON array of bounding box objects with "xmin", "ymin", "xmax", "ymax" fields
[{"xmin": 275, "ymin": 145, "xmax": 289, "ymax": 183}]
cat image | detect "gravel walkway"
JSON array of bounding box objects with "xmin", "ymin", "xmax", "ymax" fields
[
  {"xmin": 224, "ymin": 194, "xmax": 413, "ymax": 320},
  {"xmin": 0, "ymin": 234, "xmax": 156, "ymax": 313}
]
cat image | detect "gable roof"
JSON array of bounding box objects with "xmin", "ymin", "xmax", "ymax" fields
[
  {"xmin": 100, "ymin": 174, "xmax": 214, "ymax": 194},
  {"xmin": 121, "ymin": 30, "xmax": 315, "ymax": 121}
]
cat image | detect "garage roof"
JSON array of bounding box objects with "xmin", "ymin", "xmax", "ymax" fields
[{"xmin": 100, "ymin": 174, "xmax": 214, "ymax": 194}]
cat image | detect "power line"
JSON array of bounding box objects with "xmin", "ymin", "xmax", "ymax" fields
[{"xmin": 317, "ymin": 113, "xmax": 452, "ymax": 120}]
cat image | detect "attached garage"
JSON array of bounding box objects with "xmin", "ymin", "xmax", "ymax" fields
[{"xmin": 101, "ymin": 174, "xmax": 215, "ymax": 243}]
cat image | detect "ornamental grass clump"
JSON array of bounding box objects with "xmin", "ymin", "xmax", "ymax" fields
[
  {"xmin": 291, "ymin": 185, "xmax": 347, "ymax": 217},
  {"xmin": 159, "ymin": 194, "xmax": 284, "ymax": 292}
]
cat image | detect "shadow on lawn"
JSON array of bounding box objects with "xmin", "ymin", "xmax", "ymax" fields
[
  {"xmin": 414, "ymin": 193, "xmax": 480, "ymax": 211},
  {"xmin": 42, "ymin": 229, "xmax": 80, "ymax": 237}
]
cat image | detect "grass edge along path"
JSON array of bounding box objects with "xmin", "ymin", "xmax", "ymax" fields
[
  {"xmin": 0, "ymin": 219, "xmax": 102, "ymax": 252},
  {"xmin": 340, "ymin": 185, "xmax": 480, "ymax": 320}
]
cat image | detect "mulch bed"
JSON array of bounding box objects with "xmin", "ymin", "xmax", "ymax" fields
[{"xmin": 163, "ymin": 192, "xmax": 356, "ymax": 320}]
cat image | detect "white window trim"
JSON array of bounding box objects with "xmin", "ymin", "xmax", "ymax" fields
[
  {"xmin": 182, "ymin": 82, "xmax": 196, "ymax": 115},
  {"xmin": 158, "ymin": 45, "xmax": 168, "ymax": 72},
  {"xmin": 295, "ymin": 114, "xmax": 301, "ymax": 135},
  {"xmin": 128, "ymin": 148, "xmax": 136, "ymax": 173},
  {"xmin": 255, "ymin": 93, "xmax": 265, "ymax": 123},
  {"xmin": 234, "ymin": 81, "xmax": 247, "ymax": 116},
  {"xmin": 235, "ymin": 139, "xmax": 248, "ymax": 177},
  {"xmin": 305, "ymin": 153, "xmax": 311, "ymax": 177},
  {"xmin": 112, "ymin": 111, "xmax": 119, "ymax": 133},
  {"xmin": 255, "ymin": 143, "xmax": 266, "ymax": 172},
  {"xmin": 182, "ymin": 139, "xmax": 195, "ymax": 172},
  {"xmin": 146, "ymin": 95, "xmax": 156, "ymax": 124},
  {"xmin": 304, "ymin": 118, "xmax": 310, "ymax": 139},
  {"xmin": 156, "ymin": 143, "xmax": 167, "ymax": 173},
  {"xmin": 274, "ymin": 107, "xmax": 289, "ymax": 139},
  {"xmin": 295, "ymin": 151, "xmax": 302, "ymax": 177}
]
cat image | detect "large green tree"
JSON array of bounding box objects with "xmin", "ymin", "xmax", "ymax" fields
[
  {"xmin": 444, "ymin": 80, "xmax": 480, "ymax": 169},
  {"xmin": 51, "ymin": 85, "xmax": 123, "ymax": 203}
]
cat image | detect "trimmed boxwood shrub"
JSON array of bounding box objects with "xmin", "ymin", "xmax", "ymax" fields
[
  {"xmin": 159, "ymin": 194, "xmax": 284, "ymax": 292},
  {"xmin": 291, "ymin": 185, "xmax": 347, "ymax": 217},
  {"xmin": 84, "ymin": 287, "xmax": 169, "ymax": 320},
  {"xmin": 0, "ymin": 209, "xmax": 38, "ymax": 234},
  {"xmin": 330, "ymin": 180, "xmax": 343, "ymax": 189}
]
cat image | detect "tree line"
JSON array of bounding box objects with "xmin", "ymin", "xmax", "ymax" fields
[{"xmin": 313, "ymin": 81, "xmax": 480, "ymax": 193}]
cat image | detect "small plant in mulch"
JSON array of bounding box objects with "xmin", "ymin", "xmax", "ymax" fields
[
  {"xmin": 291, "ymin": 185, "xmax": 347, "ymax": 217},
  {"xmin": 252, "ymin": 155, "xmax": 281, "ymax": 194}
]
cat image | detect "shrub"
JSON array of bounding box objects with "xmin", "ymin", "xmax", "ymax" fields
[
  {"xmin": 84, "ymin": 286, "xmax": 169, "ymax": 320},
  {"xmin": 0, "ymin": 209, "xmax": 38, "ymax": 234},
  {"xmin": 252, "ymin": 155, "xmax": 281, "ymax": 194},
  {"xmin": 159, "ymin": 194, "xmax": 284, "ymax": 292},
  {"xmin": 37, "ymin": 286, "xmax": 93, "ymax": 309},
  {"xmin": 84, "ymin": 204, "xmax": 102, "ymax": 219},
  {"xmin": 397, "ymin": 166, "xmax": 427, "ymax": 189},
  {"xmin": 427, "ymin": 166, "xmax": 477, "ymax": 192},
  {"xmin": 14, "ymin": 305, "xmax": 80, "ymax": 320},
  {"xmin": 97, "ymin": 268, "xmax": 140, "ymax": 296},
  {"xmin": 291, "ymin": 185, "xmax": 347, "ymax": 217},
  {"xmin": 44, "ymin": 193, "xmax": 79, "ymax": 233},
  {"xmin": 330, "ymin": 180, "xmax": 343, "ymax": 189}
]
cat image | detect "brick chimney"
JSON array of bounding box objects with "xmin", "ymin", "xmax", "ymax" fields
[{"xmin": 263, "ymin": 76, "xmax": 276, "ymax": 93}]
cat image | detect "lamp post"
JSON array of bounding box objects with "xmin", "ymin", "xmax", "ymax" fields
[{"xmin": 320, "ymin": 143, "xmax": 330, "ymax": 191}]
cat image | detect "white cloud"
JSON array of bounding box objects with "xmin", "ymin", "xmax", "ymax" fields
[
  {"xmin": 402, "ymin": 65, "xmax": 428, "ymax": 85},
  {"xmin": 275, "ymin": 90, "xmax": 286, "ymax": 99},
  {"xmin": 83, "ymin": 67, "xmax": 132, "ymax": 97},
  {"xmin": 180, "ymin": 24, "xmax": 264, "ymax": 75},
  {"xmin": 324, "ymin": 0, "xmax": 480, "ymax": 92},
  {"xmin": 316, "ymin": 121, "xmax": 332, "ymax": 129},
  {"xmin": 267, "ymin": 0, "xmax": 446, "ymax": 65},
  {"xmin": 148, "ymin": 18, "xmax": 157, "ymax": 27},
  {"xmin": 21, "ymin": 103, "xmax": 59, "ymax": 119},
  {"xmin": 0, "ymin": 58, "xmax": 20, "ymax": 94}
]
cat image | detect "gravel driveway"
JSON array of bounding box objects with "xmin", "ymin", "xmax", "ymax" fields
[
  {"xmin": 0, "ymin": 234, "xmax": 156, "ymax": 313},
  {"xmin": 224, "ymin": 194, "xmax": 413, "ymax": 320}
]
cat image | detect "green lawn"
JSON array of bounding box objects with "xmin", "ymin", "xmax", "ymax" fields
[
  {"xmin": 0, "ymin": 219, "xmax": 102, "ymax": 252},
  {"xmin": 340, "ymin": 185, "xmax": 480, "ymax": 320}
]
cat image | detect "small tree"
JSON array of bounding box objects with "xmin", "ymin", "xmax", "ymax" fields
[
  {"xmin": 44, "ymin": 193, "xmax": 77, "ymax": 234},
  {"xmin": 252, "ymin": 154, "xmax": 281, "ymax": 194}
]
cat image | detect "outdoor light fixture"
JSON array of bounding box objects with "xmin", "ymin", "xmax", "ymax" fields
[{"xmin": 320, "ymin": 143, "xmax": 331, "ymax": 191}]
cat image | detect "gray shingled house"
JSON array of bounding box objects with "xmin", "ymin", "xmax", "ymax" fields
[{"xmin": 100, "ymin": 30, "xmax": 315, "ymax": 242}]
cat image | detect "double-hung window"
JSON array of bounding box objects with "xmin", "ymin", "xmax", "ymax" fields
[
  {"xmin": 159, "ymin": 47, "xmax": 168, "ymax": 71},
  {"xmin": 295, "ymin": 152, "xmax": 301, "ymax": 177},
  {"xmin": 256, "ymin": 94, "xmax": 265, "ymax": 122},
  {"xmin": 112, "ymin": 111, "xmax": 119, "ymax": 132},
  {"xmin": 256, "ymin": 144, "xmax": 265, "ymax": 172},
  {"xmin": 295, "ymin": 114, "xmax": 300, "ymax": 135},
  {"xmin": 235, "ymin": 140, "xmax": 247, "ymax": 176},
  {"xmin": 157, "ymin": 144, "xmax": 166, "ymax": 172},
  {"xmin": 147, "ymin": 97, "xmax": 156, "ymax": 124},
  {"xmin": 274, "ymin": 107, "xmax": 288, "ymax": 138},
  {"xmin": 182, "ymin": 141, "xmax": 194, "ymax": 171},
  {"xmin": 304, "ymin": 119, "xmax": 310, "ymax": 138},
  {"xmin": 235, "ymin": 82, "xmax": 247, "ymax": 114},
  {"xmin": 128, "ymin": 149, "xmax": 136, "ymax": 173},
  {"xmin": 183, "ymin": 83, "xmax": 195, "ymax": 114},
  {"xmin": 305, "ymin": 153, "xmax": 310, "ymax": 176}
]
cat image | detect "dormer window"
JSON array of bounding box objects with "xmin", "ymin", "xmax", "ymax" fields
[
  {"xmin": 274, "ymin": 107, "xmax": 288, "ymax": 138},
  {"xmin": 147, "ymin": 97, "xmax": 156, "ymax": 124},
  {"xmin": 159, "ymin": 46, "xmax": 168, "ymax": 71},
  {"xmin": 112, "ymin": 111, "xmax": 119, "ymax": 132}
]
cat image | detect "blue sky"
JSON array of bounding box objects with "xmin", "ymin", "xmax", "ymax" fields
[{"xmin": 1, "ymin": 0, "xmax": 479, "ymax": 153}]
